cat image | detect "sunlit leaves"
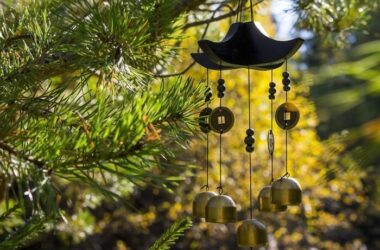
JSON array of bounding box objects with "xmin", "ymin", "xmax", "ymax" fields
[{"xmin": 293, "ymin": 0, "xmax": 378, "ymax": 47}]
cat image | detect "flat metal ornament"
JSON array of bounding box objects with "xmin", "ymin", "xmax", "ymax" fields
[
  {"xmin": 209, "ymin": 106, "xmax": 235, "ymax": 134},
  {"xmin": 199, "ymin": 107, "xmax": 212, "ymax": 133},
  {"xmin": 275, "ymin": 102, "xmax": 300, "ymax": 130},
  {"xmin": 267, "ymin": 129, "xmax": 275, "ymax": 155}
]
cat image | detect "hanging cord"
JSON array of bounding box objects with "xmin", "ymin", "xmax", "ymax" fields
[
  {"xmin": 236, "ymin": 0, "xmax": 242, "ymax": 22},
  {"xmin": 206, "ymin": 69, "xmax": 209, "ymax": 189},
  {"xmin": 217, "ymin": 68, "xmax": 223, "ymax": 195},
  {"xmin": 270, "ymin": 69, "xmax": 274, "ymax": 183},
  {"xmin": 240, "ymin": 0, "xmax": 244, "ymax": 22},
  {"xmin": 285, "ymin": 59, "xmax": 289, "ymax": 177},
  {"xmin": 219, "ymin": 131, "xmax": 223, "ymax": 194},
  {"xmin": 201, "ymin": 68, "xmax": 210, "ymax": 191},
  {"xmin": 244, "ymin": 66, "xmax": 255, "ymax": 221},
  {"xmin": 285, "ymin": 60, "xmax": 288, "ymax": 103},
  {"xmin": 247, "ymin": 66, "xmax": 253, "ymax": 220},
  {"xmin": 249, "ymin": 0, "xmax": 254, "ymax": 22}
]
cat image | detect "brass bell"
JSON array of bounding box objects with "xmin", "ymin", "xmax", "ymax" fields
[
  {"xmin": 193, "ymin": 191, "xmax": 217, "ymax": 218},
  {"xmin": 257, "ymin": 185, "xmax": 287, "ymax": 212},
  {"xmin": 237, "ymin": 219, "xmax": 268, "ymax": 247},
  {"xmin": 205, "ymin": 195, "xmax": 237, "ymax": 223},
  {"xmin": 271, "ymin": 177, "xmax": 302, "ymax": 206}
]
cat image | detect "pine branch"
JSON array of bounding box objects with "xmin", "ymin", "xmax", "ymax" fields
[
  {"xmin": 0, "ymin": 214, "xmax": 53, "ymax": 250},
  {"xmin": 0, "ymin": 140, "xmax": 45, "ymax": 169},
  {"xmin": 183, "ymin": 1, "xmax": 264, "ymax": 29},
  {"xmin": 149, "ymin": 217, "xmax": 192, "ymax": 250}
]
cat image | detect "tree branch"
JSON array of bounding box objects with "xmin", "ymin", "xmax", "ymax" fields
[
  {"xmin": 155, "ymin": 3, "xmax": 237, "ymax": 78},
  {"xmin": 183, "ymin": 7, "xmax": 239, "ymax": 29},
  {"xmin": 0, "ymin": 140, "xmax": 45, "ymax": 169},
  {"xmin": 183, "ymin": 0, "xmax": 265, "ymax": 29}
]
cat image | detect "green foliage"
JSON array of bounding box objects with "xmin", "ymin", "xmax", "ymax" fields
[
  {"xmin": 0, "ymin": 0, "xmax": 378, "ymax": 249},
  {"xmin": 293, "ymin": 0, "xmax": 379, "ymax": 47},
  {"xmin": 0, "ymin": 213, "xmax": 53, "ymax": 250},
  {"xmin": 0, "ymin": 0, "xmax": 203, "ymax": 248},
  {"xmin": 149, "ymin": 217, "xmax": 192, "ymax": 250},
  {"xmin": 312, "ymin": 40, "xmax": 380, "ymax": 184}
]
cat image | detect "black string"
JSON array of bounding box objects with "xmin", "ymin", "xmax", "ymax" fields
[
  {"xmin": 218, "ymin": 68, "xmax": 223, "ymax": 195},
  {"xmin": 206, "ymin": 68, "xmax": 209, "ymax": 190},
  {"xmin": 248, "ymin": 68, "xmax": 251, "ymax": 129},
  {"xmin": 236, "ymin": 0, "xmax": 241, "ymax": 22},
  {"xmin": 240, "ymin": 0, "xmax": 244, "ymax": 22},
  {"xmin": 248, "ymin": 67, "xmax": 253, "ymax": 219},
  {"xmin": 219, "ymin": 132, "xmax": 222, "ymax": 194},
  {"xmin": 285, "ymin": 129, "xmax": 288, "ymax": 176},
  {"xmin": 285, "ymin": 60, "xmax": 289, "ymax": 176},
  {"xmin": 285, "ymin": 59, "xmax": 288, "ymax": 103},
  {"xmin": 249, "ymin": 0, "xmax": 254, "ymax": 22},
  {"xmin": 270, "ymin": 70, "xmax": 274, "ymax": 183}
]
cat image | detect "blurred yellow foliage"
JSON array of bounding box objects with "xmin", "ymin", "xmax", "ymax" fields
[{"xmin": 163, "ymin": 5, "xmax": 372, "ymax": 250}]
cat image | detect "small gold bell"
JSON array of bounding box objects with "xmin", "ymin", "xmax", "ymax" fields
[
  {"xmin": 257, "ymin": 185, "xmax": 287, "ymax": 212},
  {"xmin": 193, "ymin": 191, "xmax": 217, "ymax": 218},
  {"xmin": 205, "ymin": 195, "xmax": 237, "ymax": 223},
  {"xmin": 271, "ymin": 177, "xmax": 302, "ymax": 206},
  {"xmin": 237, "ymin": 219, "xmax": 268, "ymax": 247}
]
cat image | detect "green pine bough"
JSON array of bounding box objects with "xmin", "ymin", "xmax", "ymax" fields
[
  {"xmin": 149, "ymin": 217, "xmax": 193, "ymax": 250},
  {"xmin": 0, "ymin": 0, "xmax": 201, "ymax": 248}
]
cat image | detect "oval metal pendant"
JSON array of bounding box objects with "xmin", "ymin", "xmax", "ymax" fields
[
  {"xmin": 209, "ymin": 106, "xmax": 235, "ymax": 134},
  {"xmin": 267, "ymin": 130, "xmax": 275, "ymax": 155},
  {"xmin": 275, "ymin": 102, "xmax": 300, "ymax": 130}
]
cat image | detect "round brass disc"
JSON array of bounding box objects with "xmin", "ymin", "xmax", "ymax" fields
[
  {"xmin": 275, "ymin": 102, "xmax": 300, "ymax": 130},
  {"xmin": 209, "ymin": 106, "xmax": 234, "ymax": 134},
  {"xmin": 193, "ymin": 191, "xmax": 217, "ymax": 218},
  {"xmin": 198, "ymin": 107, "xmax": 212, "ymax": 133},
  {"xmin": 237, "ymin": 219, "xmax": 268, "ymax": 247},
  {"xmin": 271, "ymin": 177, "xmax": 302, "ymax": 206},
  {"xmin": 205, "ymin": 195, "xmax": 237, "ymax": 223}
]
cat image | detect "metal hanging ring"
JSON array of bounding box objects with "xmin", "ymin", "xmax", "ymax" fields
[{"xmin": 217, "ymin": 186, "xmax": 224, "ymax": 195}]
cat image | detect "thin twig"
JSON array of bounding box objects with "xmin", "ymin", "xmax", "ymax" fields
[
  {"xmin": 155, "ymin": 3, "xmax": 236, "ymax": 78},
  {"xmin": 155, "ymin": 0, "xmax": 264, "ymax": 78},
  {"xmin": 0, "ymin": 140, "xmax": 45, "ymax": 168},
  {"xmin": 154, "ymin": 61, "xmax": 196, "ymax": 78},
  {"xmin": 183, "ymin": 0, "xmax": 264, "ymax": 29}
]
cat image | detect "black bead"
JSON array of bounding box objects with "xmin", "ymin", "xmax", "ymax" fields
[
  {"xmin": 269, "ymin": 82, "xmax": 276, "ymax": 88},
  {"xmin": 269, "ymin": 94, "xmax": 275, "ymax": 100},
  {"xmin": 246, "ymin": 128, "xmax": 254, "ymax": 136},
  {"xmin": 283, "ymin": 85, "xmax": 291, "ymax": 91},
  {"xmin": 246, "ymin": 145, "xmax": 254, "ymax": 153},
  {"xmin": 217, "ymin": 85, "xmax": 226, "ymax": 92},
  {"xmin": 206, "ymin": 92, "xmax": 212, "ymax": 99},
  {"xmin": 282, "ymin": 78, "xmax": 290, "ymax": 85},
  {"xmin": 217, "ymin": 92, "xmax": 224, "ymax": 98},
  {"xmin": 282, "ymin": 71, "xmax": 289, "ymax": 78},
  {"xmin": 217, "ymin": 78, "xmax": 225, "ymax": 84},
  {"xmin": 244, "ymin": 136, "xmax": 255, "ymax": 145},
  {"xmin": 269, "ymin": 88, "xmax": 276, "ymax": 94}
]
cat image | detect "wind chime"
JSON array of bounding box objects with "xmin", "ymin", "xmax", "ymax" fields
[{"xmin": 192, "ymin": 0, "xmax": 303, "ymax": 247}]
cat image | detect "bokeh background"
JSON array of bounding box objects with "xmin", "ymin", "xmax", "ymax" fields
[{"xmin": 3, "ymin": 0, "xmax": 377, "ymax": 249}]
